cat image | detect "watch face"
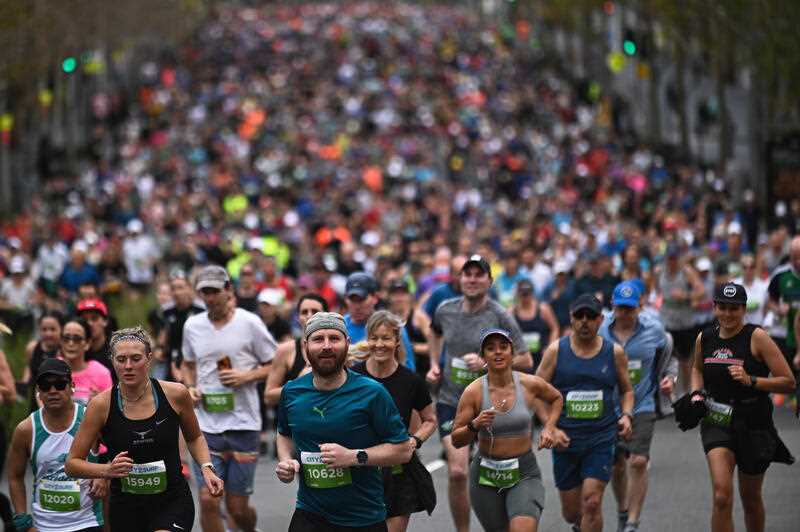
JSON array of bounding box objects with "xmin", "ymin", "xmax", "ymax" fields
[{"xmin": 357, "ymin": 450, "xmax": 368, "ymax": 464}]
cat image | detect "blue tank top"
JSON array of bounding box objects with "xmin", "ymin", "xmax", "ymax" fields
[{"xmin": 552, "ymin": 336, "xmax": 618, "ymax": 437}]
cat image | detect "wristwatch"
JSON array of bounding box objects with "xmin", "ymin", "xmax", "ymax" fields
[
  {"xmin": 412, "ymin": 435, "xmax": 423, "ymax": 449},
  {"xmin": 356, "ymin": 450, "xmax": 368, "ymax": 465},
  {"xmin": 201, "ymin": 462, "xmax": 216, "ymax": 474},
  {"xmin": 750, "ymin": 375, "xmax": 758, "ymax": 388}
]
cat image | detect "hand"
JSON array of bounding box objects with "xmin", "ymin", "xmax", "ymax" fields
[
  {"xmin": 538, "ymin": 425, "xmax": 557, "ymax": 449},
  {"xmin": 471, "ymin": 409, "xmax": 496, "ymax": 430},
  {"xmin": 618, "ymin": 415, "xmax": 632, "ymax": 440},
  {"xmin": 553, "ymin": 428, "xmax": 571, "ymax": 450},
  {"xmin": 659, "ymin": 375, "xmax": 675, "ymax": 396},
  {"xmin": 426, "ymin": 365, "xmax": 441, "ymax": 385},
  {"xmin": 727, "ymin": 365, "xmax": 752, "ymax": 386},
  {"xmin": 319, "ymin": 443, "xmax": 356, "ymax": 468},
  {"xmin": 187, "ymin": 386, "xmax": 202, "ymax": 405},
  {"xmin": 463, "ymin": 353, "xmax": 484, "ymax": 371},
  {"xmin": 275, "ymin": 459, "xmax": 300, "ymax": 483},
  {"xmin": 88, "ymin": 478, "xmax": 109, "ymax": 499},
  {"xmin": 105, "ymin": 451, "xmax": 134, "ymax": 478},
  {"xmin": 219, "ymin": 368, "xmax": 249, "ymax": 388},
  {"xmin": 202, "ymin": 467, "xmax": 224, "ymax": 497}
]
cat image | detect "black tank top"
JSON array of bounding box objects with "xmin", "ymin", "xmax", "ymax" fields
[
  {"xmin": 286, "ymin": 339, "xmax": 307, "ymax": 383},
  {"xmin": 514, "ymin": 305, "xmax": 551, "ymax": 354},
  {"xmin": 406, "ymin": 309, "xmax": 427, "ymax": 344},
  {"xmin": 102, "ymin": 379, "xmax": 186, "ymax": 497},
  {"xmin": 700, "ymin": 323, "xmax": 769, "ymax": 404},
  {"xmin": 29, "ymin": 341, "xmax": 58, "ymax": 382}
]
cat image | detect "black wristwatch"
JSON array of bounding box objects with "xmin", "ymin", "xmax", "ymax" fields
[
  {"xmin": 750, "ymin": 375, "xmax": 758, "ymax": 388},
  {"xmin": 467, "ymin": 420, "xmax": 479, "ymax": 433},
  {"xmin": 412, "ymin": 435, "xmax": 423, "ymax": 449},
  {"xmin": 356, "ymin": 449, "xmax": 368, "ymax": 465}
]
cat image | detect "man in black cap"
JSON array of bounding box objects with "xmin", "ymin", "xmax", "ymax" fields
[
  {"xmin": 536, "ymin": 293, "xmax": 634, "ymax": 532},
  {"xmin": 343, "ymin": 272, "xmax": 416, "ymax": 371},
  {"xmin": 426, "ymin": 254, "xmax": 529, "ymax": 532},
  {"xmin": 7, "ymin": 359, "xmax": 108, "ymax": 532}
]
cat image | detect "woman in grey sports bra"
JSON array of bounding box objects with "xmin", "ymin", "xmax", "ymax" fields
[{"xmin": 451, "ymin": 328, "xmax": 566, "ymax": 532}]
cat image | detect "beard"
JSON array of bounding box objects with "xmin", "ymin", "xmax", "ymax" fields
[{"xmin": 308, "ymin": 346, "xmax": 348, "ymax": 377}]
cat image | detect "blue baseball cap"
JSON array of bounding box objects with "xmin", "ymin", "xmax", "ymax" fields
[{"xmin": 611, "ymin": 280, "xmax": 641, "ymax": 307}]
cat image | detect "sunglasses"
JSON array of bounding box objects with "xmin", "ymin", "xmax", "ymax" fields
[
  {"xmin": 200, "ymin": 287, "xmax": 222, "ymax": 295},
  {"xmin": 61, "ymin": 334, "xmax": 86, "ymax": 344},
  {"xmin": 572, "ymin": 310, "xmax": 600, "ymax": 321},
  {"xmin": 37, "ymin": 379, "xmax": 69, "ymax": 392}
]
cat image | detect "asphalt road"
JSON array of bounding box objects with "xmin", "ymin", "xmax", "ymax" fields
[{"xmin": 3, "ymin": 408, "xmax": 798, "ymax": 531}]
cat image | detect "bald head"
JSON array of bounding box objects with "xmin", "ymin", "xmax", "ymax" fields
[{"xmin": 790, "ymin": 236, "xmax": 800, "ymax": 272}]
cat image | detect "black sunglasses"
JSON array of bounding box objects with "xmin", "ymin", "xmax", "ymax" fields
[
  {"xmin": 37, "ymin": 379, "xmax": 69, "ymax": 392},
  {"xmin": 572, "ymin": 310, "xmax": 600, "ymax": 321},
  {"xmin": 61, "ymin": 334, "xmax": 86, "ymax": 344}
]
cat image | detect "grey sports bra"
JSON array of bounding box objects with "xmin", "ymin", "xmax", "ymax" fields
[{"xmin": 478, "ymin": 372, "xmax": 534, "ymax": 440}]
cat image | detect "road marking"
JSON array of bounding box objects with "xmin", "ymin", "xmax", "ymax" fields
[{"xmin": 425, "ymin": 459, "xmax": 446, "ymax": 472}]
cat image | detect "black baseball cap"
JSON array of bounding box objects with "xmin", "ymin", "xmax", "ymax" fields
[
  {"xmin": 516, "ymin": 279, "xmax": 534, "ymax": 293},
  {"xmin": 37, "ymin": 358, "xmax": 71, "ymax": 381},
  {"xmin": 461, "ymin": 254, "xmax": 491, "ymax": 276},
  {"xmin": 345, "ymin": 272, "xmax": 378, "ymax": 298},
  {"xmin": 388, "ymin": 278, "xmax": 409, "ymax": 293},
  {"xmin": 570, "ymin": 293, "xmax": 603, "ymax": 315},
  {"xmin": 713, "ymin": 282, "xmax": 747, "ymax": 305}
]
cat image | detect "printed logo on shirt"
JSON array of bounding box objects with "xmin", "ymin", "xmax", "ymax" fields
[
  {"xmin": 312, "ymin": 406, "xmax": 326, "ymax": 419},
  {"xmin": 704, "ymin": 347, "xmax": 743, "ymax": 365},
  {"xmin": 131, "ymin": 429, "xmax": 155, "ymax": 445}
]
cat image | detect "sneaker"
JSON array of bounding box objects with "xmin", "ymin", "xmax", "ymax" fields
[
  {"xmin": 617, "ymin": 511, "xmax": 629, "ymax": 532},
  {"xmin": 623, "ymin": 523, "xmax": 639, "ymax": 532}
]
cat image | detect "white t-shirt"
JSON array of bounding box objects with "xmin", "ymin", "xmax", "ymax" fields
[
  {"xmin": 182, "ymin": 308, "xmax": 276, "ymax": 433},
  {"xmin": 733, "ymin": 276, "xmax": 769, "ymax": 326},
  {"xmin": 122, "ymin": 235, "xmax": 160, "ymax": 284}
]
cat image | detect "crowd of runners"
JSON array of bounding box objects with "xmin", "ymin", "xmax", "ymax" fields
[{"xmin": 0, "ymin": 2, "xmax": 799, "ymax": 532}]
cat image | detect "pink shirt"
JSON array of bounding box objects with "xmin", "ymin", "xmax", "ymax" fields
[{"xmin": 69, "ymin": 359, "xmax": 113, "ymax": 405}]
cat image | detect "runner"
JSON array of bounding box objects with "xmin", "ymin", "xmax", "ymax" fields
[
  {"xmin": 536, "ymin": 293, "xmax": 634, "ymax": 532},
  {"xmin": 600, "ymin": 281, "xmax": 674, "ymax": 532},
  {"xmin": 160, "ymin": 269, "xmax": 205, "ymax": 383},
  {"xmin": 689, "ymin": 282, "xmax": 796, "ymax": 532},
  {"xmin": 352, "ymin": 310, "xmax": 437, "ymax": 532},
  {"xmin": 8, "ymin": 359, "xmax": 107, "ymax": 532},
  {"xmin": 65, "ymin": 327, "xmax": 224, "ymax": 531},
  {"xmin": 22, "ymin": 310, "xmax": 64, "ymax": 411},
  {"xmin": 766, "ymin": 236, "xmax": 800, "ymax": 409},
  {"xmin": 76, "ymin": 299, "xmax": 114, "ymax": 378},
  {"xmin": 451, "ymin": 328, "xmax": 565, "ymax": 532},
  {"xmin": 180, "ymin": 265, "xmax": 276, "ymax": 532},
  {"xmin": 512, "ymin": 278, "xmax": 559, "ymax": 372},
  {"xmin": 264, "ymin": 293, "xmax": 328, "ymax": 406},
  {"xmin": 426, "ymin": 254, "xmax": 529, "ymax": 532},
  {"xmin": 387, "ymin": 279, "xmax": 430, "ymax": 379},
  {"xmin": 275, "ymin": 312, "xmax": 414, "ymax": 531},
  {"xmin": 58, "ymin": 318, "xmax": 112, "ymax": 407}
]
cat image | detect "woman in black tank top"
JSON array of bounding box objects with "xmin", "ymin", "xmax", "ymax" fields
[
  {"xmin": 512, "ymin": 279, "xmax": 559, "ymax": 372},
  {"xmin": 66, "ymin": 327, "xmax": 223, "ymax": 531},
  {"xmin": 688, "ymin": 283, "xmax": 795, "ymax": 532},
  {"xmin": 23, "ymin": 311, "xmax": 63, "ymax": 412}
]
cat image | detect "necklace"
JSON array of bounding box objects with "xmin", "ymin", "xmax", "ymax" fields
[{"xmin": 120, "ymin": 380, "xmax": 150, "ymax": 406}]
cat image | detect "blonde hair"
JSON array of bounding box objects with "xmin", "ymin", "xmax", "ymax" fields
[{"xmin": 365, "ymin": 310, "xmax": 407, "ymax": 365}]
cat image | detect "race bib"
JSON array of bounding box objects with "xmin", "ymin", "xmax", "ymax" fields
[
  {"xmin": 202, "ymin": 388, "xmax": 235, "ymax": 413},
  {"xmin": 301, "ymin": 452, "xmax": 352, "ymax": 489},
  {"xmin": 566, "ymin": 390, "xmax": 604, "ymax": 419},
  {"xmin": 478, "ymin": 457, "xmax": 520, "ymax": 488},
  {"xmin": 705, "ymin": 400, "xmax": 733, "ymax": 427},
  {"xmin": 122, "ymin": 461, "xmax": 167, "ymax": 495},
  {"xmin": 523, "ymin": 332, "xmax": 542, "ymax": 353},
  {"xmin": 627, "ymin": 359, "xmax": 642, "ymax": 385},
  {"xmin": 450, "ymin": 357, "xmax": 484, "ymax": 386},
  {"xmin": 39, "ymin": 480, "xmax": 80, "ymax": 511}
]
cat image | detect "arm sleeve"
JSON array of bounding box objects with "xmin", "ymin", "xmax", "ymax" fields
[
  {"xmin": 276, "ymin": 387, "xmax": 291, "ymax": 437},
  {"xmin": 370, "ymin": 386, "xmax": 409, "ymax": 444}
]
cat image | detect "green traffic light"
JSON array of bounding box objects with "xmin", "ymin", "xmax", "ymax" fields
[
  {"xmin": 623, "ymin": 40, "xmax": 637, "ymax": 56},
  {"xmin": 62, "ymin": 57, "xmax": 77, "ymax": 73}
]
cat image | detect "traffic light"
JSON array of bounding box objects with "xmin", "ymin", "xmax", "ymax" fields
[{"xmin": 622, "ymin": 29, "xmax": 637, "ymax": 56}]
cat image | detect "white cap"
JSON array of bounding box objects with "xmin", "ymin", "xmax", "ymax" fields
[
  {"xmin": 696, "ymin": 257, "xmax": 712, "ymax": 272},
  {"xmin": 258, "ymin": 288, "xmax": 285, "ymax": 306},
  {"xmin": 554, "ymin": 259, "xmax": 570, "ymax": 275},
  {"xmin": 727, "ymin": 221, "xmax": 742, "ymax": 235},
  {"xmin": 8, "ymin": 255, "xmax": 26, "ymax": 274}
]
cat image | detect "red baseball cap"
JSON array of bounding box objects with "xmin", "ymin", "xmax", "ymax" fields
[{"xmin": 76, "ymin": 298, "xmax": 108, "ymax": 317}]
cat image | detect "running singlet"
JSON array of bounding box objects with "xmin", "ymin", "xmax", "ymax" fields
[
  {"xmin": 514, "ymin": 306, "xmax": 551, "ymax": 356},
  {"xmin": 285, "ymin": 339, "xmax": 306, "ymax": 383},
  {"xmin": 701, "ymin": 324, "xmax": 769, "ymax": 405},
  {"xmin": 30, "ymin": 403, "xmax": 103, "ymax": 532},
  {"xmin": 552, "ymin": 337, "xmax": 618, "ymax": 436},
  {"xmin": 101, "ymin": 379, "xmax": 187, "ymax": 499}
]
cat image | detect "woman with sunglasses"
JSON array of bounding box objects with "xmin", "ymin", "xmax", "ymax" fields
[
  {"xmin": 8, "ymin": 358, "xmax": 108, "ymax": 532},
  {"xmin": 66, "ymin": 327, "xmax": 223, "ymax": 531},
  {"xmin": 451, "ymin": 328, "xmax": 564, "ymax": 532},
  {"xmin": 58, "ymin": 318, "xmax": 112, "ymax": 407},
  {"xmin": 536, "ymin": 294, "xmax": 634, "ymax": 532},
  {"xmin": 689, "ymin": 282, "xmax": 795, "ymax": 532}
]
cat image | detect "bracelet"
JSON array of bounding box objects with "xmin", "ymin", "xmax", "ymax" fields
[
  {"xmin": 621, "ymin": 411, "xmax": 633, "ymax": 420},
  {"xmin": 412, "ymin": 435, "xmax": 423, "ymax": 449},
  {"xmin": 201, "ymin": 462, "xmax": 216, "ymax": 474},
  {"xmin": 13, "ymin": 512, "xmax": 33, "ymax": 531}
]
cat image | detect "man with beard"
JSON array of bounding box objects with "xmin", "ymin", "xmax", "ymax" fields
[
  {"xmin": 536, "ymin": 294, "xmax": 634, "ymax": 532},
  {"xmin": 181, "ymin": 265, "xmax": 277, "ymax": 532},
  {"xmin": 276, "ymin": 312, "xmax": 413, "ymax": 531},
  {"xmin": 426, "ymin": 255, "xmax": 529, "ymax": 532},
  {"xmin": 7, "ymin": 358, "xmax": 108, "ymax": 532}
]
